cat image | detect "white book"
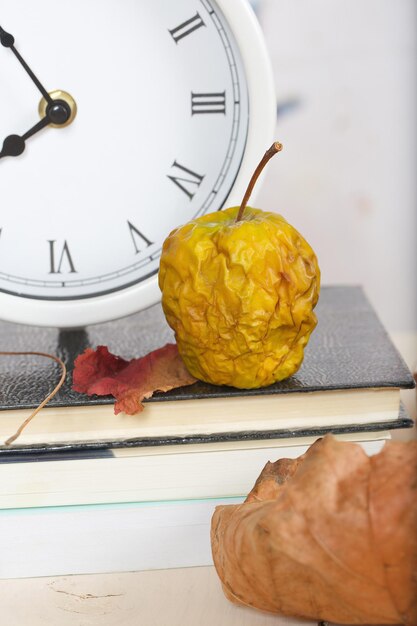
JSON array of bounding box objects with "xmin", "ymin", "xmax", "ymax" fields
[
  {"xmin": 0, "ymin": 432, "xmax": 389, "ymax": 509},
  {"xmin": 0, "ymin": 387, "xmax": 402, "ymax": 448},
  {"xmin": 0, "ymin": 497, "xmax": 243, "ymax": 579},
  {"xmin": 0, "ymin": 436, "xmax": 388, "ymax": 580}
]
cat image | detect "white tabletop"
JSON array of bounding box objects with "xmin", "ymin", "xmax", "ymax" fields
[{"xmin": 0, "ymin": 565, "xmax": 312, "ymax": 626}]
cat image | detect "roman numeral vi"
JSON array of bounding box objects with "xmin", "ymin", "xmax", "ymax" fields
[{"xmin": 48, "ymin": 240, "xmax": 77, "ymax": 274}]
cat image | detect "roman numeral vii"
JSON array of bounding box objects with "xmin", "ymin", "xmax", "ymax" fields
[
  {"xmin": 169, "ymin": 12, "xmax": 206, "ymax": 43},
  {"xmin": 167, "ymin": 161, "xmax": 205, "ymax": 200},
  {"xmin": 48, "ymin": 240, "xmax": 77, "ymax": 274}
]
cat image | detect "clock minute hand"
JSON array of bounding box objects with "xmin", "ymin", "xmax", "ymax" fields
[
  {"xmin": 0, "ymin": 26, "xmax": 52, "ymax": 104},
  {"xmin": 0, "ymin": 116, "xmax": 51, "ymax": 159}
]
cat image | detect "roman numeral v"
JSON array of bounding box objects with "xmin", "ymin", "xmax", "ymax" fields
[{"xmin": 127, "ymin": 221, "xmax": 153, "ymax": 254}]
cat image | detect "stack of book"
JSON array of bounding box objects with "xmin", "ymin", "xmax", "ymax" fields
[{"xmin": 0, "ymin": 286, "xmax": 414, "ymax": 579}]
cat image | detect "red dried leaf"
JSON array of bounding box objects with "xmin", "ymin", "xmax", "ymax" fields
[{"xmin": 72, "ymin": 343, "xmax": 196, "ymax": 414}]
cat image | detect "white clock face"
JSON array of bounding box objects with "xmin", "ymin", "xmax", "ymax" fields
[{"xmin": 0, "ymin": 0, "xmax": 275, "ymax": 326}]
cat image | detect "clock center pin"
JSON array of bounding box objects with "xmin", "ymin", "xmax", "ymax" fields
[{"xmin": 38, "ymin": 90, "xmax": 77, "ymax": 128}]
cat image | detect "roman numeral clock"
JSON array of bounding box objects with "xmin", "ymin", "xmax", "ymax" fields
[{"xmin": 0, "ymin": 0, "xmax": 275, "ymax": 327}]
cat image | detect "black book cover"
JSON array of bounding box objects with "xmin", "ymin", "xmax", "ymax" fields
[
  {"xmin": 0, "ymin": 285, "xmax": 414, "ymax": 453},
  {"xmin": 0, "ymin": 285, "xmax": 414, "ymax": 411}
]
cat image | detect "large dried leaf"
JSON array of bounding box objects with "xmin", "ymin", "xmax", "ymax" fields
[
  {"xmin": 211, "ymin": 435, "xmax": 417, "ymax": 624},
  {"xmin": 72, "ymin": 343, "xmax": 196, "ymax": 414}
]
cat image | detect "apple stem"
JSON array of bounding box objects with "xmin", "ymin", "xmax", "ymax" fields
[{"xmin": 235, "ymin": 142, "xmax": 283, "ymax": 222}]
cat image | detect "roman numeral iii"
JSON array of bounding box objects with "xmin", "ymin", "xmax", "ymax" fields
[
  {"xmin": 167, "ymin": 161, "xmax": 205, "ymax": 200},
  {"xmin": 169, "ymin": 12, "xmax": 206, "ymax": 43},
  {"xmin": 48, "ymin": 240, "xmax": 77, "ymax": 274},
  {"xmin": 191, "ymin": 92, "xmax": 226, "ymax": 115},
  {"xmin": 127, "ymin": 221, "xmax": 153, "ymax": 254}
]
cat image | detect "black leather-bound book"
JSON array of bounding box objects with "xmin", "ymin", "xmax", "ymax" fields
[{"xmin": 0, "ymin": 285, "xmax": 414, "ymax": 452}]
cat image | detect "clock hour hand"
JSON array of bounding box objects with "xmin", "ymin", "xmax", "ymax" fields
[
  {"xmin": 0, "ymin": 94, "xmax": 73, "ymax": 160},
  {"xmin": 0, "ymin": 25, "xmax": 53, "ymax": 104},
  {"xmin": 0, "ymin": 116, "xmax": 50, "ymax": 159}
]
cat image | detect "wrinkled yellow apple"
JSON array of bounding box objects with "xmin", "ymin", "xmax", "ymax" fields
[{"xmin": 159, "ymin": 143, "xmax": 320, "ymax": 388}]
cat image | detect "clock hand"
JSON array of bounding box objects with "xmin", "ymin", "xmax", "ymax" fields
[
  {"xmin": 0, "ymin": 116, "xmax": 50, "ymax": 159},
  {"xmin": 0, "ymin": 90, "xmax": 73, "ymax": 160},
  {"xmin": 0, "ymin": 25, "xmax": 53, "ymax": 104}
]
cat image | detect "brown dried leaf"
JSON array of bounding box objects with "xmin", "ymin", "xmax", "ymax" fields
[
  {"xmin": 211, "ymin": 435, "xmax": 417, "ymax": 624},
  {"xmin": 244, "ymin": 455, "xmax": 305, "ymax": 503}
]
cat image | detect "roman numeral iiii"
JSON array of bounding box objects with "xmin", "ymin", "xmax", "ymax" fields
[
  {"xmin": 167, "ymin": 161, "xmax": 205, "ymax": 200},
  {"xmin": 169, "ymin": 12, "xmax": 206, "ymax": 43}
]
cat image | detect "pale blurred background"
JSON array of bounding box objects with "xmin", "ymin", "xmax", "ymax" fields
[{"xmin": 250, "ymin": 0, "xmax": 417, "ymax": 426}]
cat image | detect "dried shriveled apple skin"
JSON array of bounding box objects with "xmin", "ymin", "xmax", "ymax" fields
[
  {"xmin": 211, "ymin": 435, "xmax": 417, "ymax": 625},
  {"xmin": 159, "ymin": 206, "xmax": 320, "ymax": 389}
]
